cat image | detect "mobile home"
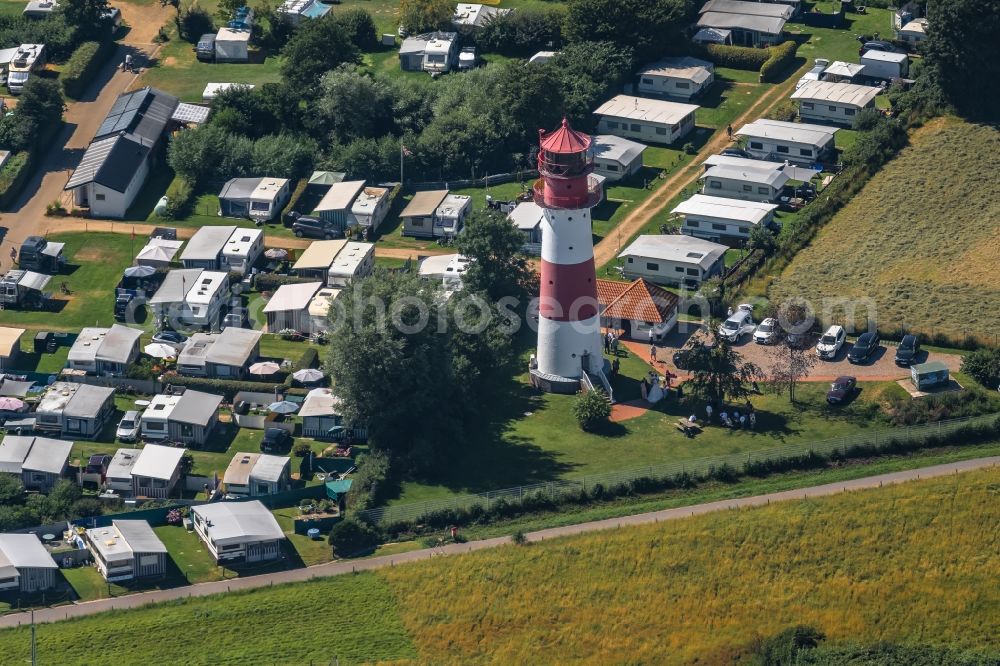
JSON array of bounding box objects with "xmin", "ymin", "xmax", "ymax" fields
[
  {"xmin": 735, "ymin": 118, "xmax": 837, "ymax": 165},
  {"xmin": 638, "ymin": 57, "xmax": 715, "ymax": 101},
  {"xmin": 593, "ymin": 95, "xmax": 698, "ymax": 146},
  {"xmin": 85, "ymin": 520, "xmax": 168, "ymax": 582},
  {"xmin": 791, "ymin": 81, "xmax": 880, "ymax": 126},
  {"xmin": 617, "ymin": 234, "xmax": 727, "ymax": 288},
  {"xmin": 673, "ymin": 194, "xmax": 778, "ymax": 245}
]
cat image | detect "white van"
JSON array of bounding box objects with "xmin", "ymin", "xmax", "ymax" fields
[{"xmin": 718, "ymin": 308, "xmax": 754, "ymax": 342}]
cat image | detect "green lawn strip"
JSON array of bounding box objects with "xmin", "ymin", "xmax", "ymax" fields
[
  {"xmin": 271, "ymin": 505, "xmax": 333, "ymax": 566},
  {"xmin": 61, "ymin": 567, "xmax": 127, "ymax": 602},
  {"xmin": 153, "ymin": 525, "xmax": 226, "ymax": 584},
  {"xmin": 440, "ymin": 440, "xmax": 1000, "ymax": 541},
  {"xmin": 0, "ymin": 572, "xmax": 417, "ymax": 664}
]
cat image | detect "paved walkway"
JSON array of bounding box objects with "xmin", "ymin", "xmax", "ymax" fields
[{"xmin": 2, "ymin": 456, "xmax": 996, "ymax": 630}]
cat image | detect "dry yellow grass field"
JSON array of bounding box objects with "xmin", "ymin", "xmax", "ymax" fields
[
  {"xmin": 383, "ymin": 468, "xmax": 1000, "ymax": 664},
  {"xmin": 770, "ymin": 117, "xmax": 1000, "ymax": 340}
]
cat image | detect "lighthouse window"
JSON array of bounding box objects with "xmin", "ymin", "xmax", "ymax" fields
[{"xmin": 645, "ymin": 262, "xmax": 659, "ymax": 271}]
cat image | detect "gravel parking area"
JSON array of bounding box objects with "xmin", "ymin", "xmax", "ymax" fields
[{"xmin": 646, "ymin": 329, "xmax": 964, "ymax": 383}]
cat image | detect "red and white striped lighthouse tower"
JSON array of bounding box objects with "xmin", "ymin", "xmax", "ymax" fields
[{"xmin": 530, "ymin": 118, "xmax": 605, "ymax": 392}]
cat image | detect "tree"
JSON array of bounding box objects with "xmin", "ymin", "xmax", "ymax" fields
[
  {"xmin": 563, "ymin": 0, "xmax": 691, "ymax": 63},
  {"xmin": 766, "ymin": 338, "xmax": 817, "ymax": 403},
  {"xmin": 573, "ymin": 389, "xmax": 611, "ymax": 432},
  {"xmin": 454, "ymin": 208, "xmax": 534, "ymax": 303},
  {"xmin": 313, "ymin": 66, "xmax": 395, "ymax": 144},
  {"xmin": 17, "ymin": 78, "xmax": 64, "ymax": 126},
  {"xmin": 397, "ymin": 0, "xmax": 453, "ymax": 34},
  {"xmin": 46, "ymin": 480, "xmax": 82, "ymax": 518},
  {"xmin": 476, "ymin": 6, "xmax": 566, "ymax": 57},
  {"xmin": 334, "ymin": 7, "xmax": 378, "ymax": 52},
  {"xmin": 923, "ymin": 0, "xmax": 1000, "ymax": 120},
  {"xmin": 0, "ymin": 475, "xmax": 24, "ymax": 506},
  {"xmin": 546, "ymin": 41, "xmax": 634, "ymax": 124},
  {"xmin": 747, "ymin": 225, "xmax": 777, "ymax": 254},
  {"xmin": 754, "ymin": 625, "xmax": 825, "ymax": 666},
  {"xmin": 961, "ymin": 348, "xmax": 1000, "ymax": 389},
  {"xmin": 280, "ymin": 14, "xmax": 360, "ymax": 90},
  {"xmin": 328, "ymin": 518, "xmax": 379, "ymax": 556},
  {"xmin": 176, "ymin": 6, "xmax": 215, "ymax": 43},
  {"xmin": 684, "ymin": 327, "xmax": 761, "ymax": 408},
  {"xmin": 58, "ymin": 0, "xmax": 111, "ymax": 42}
]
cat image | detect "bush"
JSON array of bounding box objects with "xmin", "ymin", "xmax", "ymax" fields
[
  {"xmin": 960, "ymin": 348, "xmax": 1000, "ymax": 389},
  {"xmin": 0, "ymin": 151, "xmax": 30, "ymax": 208},
  {"xmin": 176, "ymin": 6, "xmax": 214, "ymax": 43},
  {"xmin": 347, "ymin": 449, "xmax": 391, "ymax": 511},
  {"xmin": 292, "ymin": 441, "xmax": 312, "ymax": 457},
  {"xmin": 61, "ymin": 40, "xmax": 115, "ymax": 99},
  {"xmin": 163, "ymin": 375, "xmax": 279, "ymax": 401},
  {"xmin": 161, "ymin": 177, "xmax": 194, "ymax": 219},
  {"xmin": 282, "ymin": 177, "xmax": 308, "ymax": 223},
  {"xmin": 334, "ymin": 8, "xmax": 378, "ymax": 52},
  {"xmin": 254, "ymin": 272, "xmax": 315, "ymax": 293},
  {"xmin": 476, "ymin": 7, "xmax": 565, "ymax": 57},
  {"xmin": 700, "ymin": 43, "xmax": 770, "ymax": 71},
  {"xmin": 573, "ymin": 389, "xmax": 611, "ymax": 432},
  {"xmin": 765, "ymin": 100, "xmax": 798, "ymax": 122},
  {"xmin": 328, "ymin": 517, "xmax": 380, "ymax": 557},
  {"xmin": 759, "ymin": 40, "xmax": 797, "ymax": 83}
]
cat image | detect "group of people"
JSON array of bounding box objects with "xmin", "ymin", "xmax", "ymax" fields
[
  {"xmin": 603, "ymin": 330, "xmax": 621, "ymax": 356},
  {"xmin": 696, "ymin": 402, "xmax": 757, "ymax": 430}
]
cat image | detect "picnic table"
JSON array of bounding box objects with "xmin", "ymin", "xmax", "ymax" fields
[{"xmin": 675, "ymin": 418, "xmax": 701, "ymax": 436}]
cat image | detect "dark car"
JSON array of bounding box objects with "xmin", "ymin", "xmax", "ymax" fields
[
  {"xmin": 721, "ymin": 147, "xmax": 751, "ymax": 158},
  {"xmin": 196, "ymin": 33, "xmax": 216, "ymax": 62},
  {"xmin": 260, "ymin": 427, "xmax": 292, "ymax": 453},
  {"xmin": 290, "ymin": 213, "xmax": 345, "ymax": 240},
  {"xmin": 152, "ymin": 329, "xmax": 188, "ymax": 351},
  {"xmin": 847, "ymin": 331, "xmax": 881, "ymax": 364},
  {"xmin": 859, "ymin": 40, "xmax": 900, "ymax": 56},
  {"xmin": 827, "ymin": 376, "xmax": 857, "ymax": 404},
  {"xmin": 894, "ymin": 334, "xmax": 921, "ymax": 366}
]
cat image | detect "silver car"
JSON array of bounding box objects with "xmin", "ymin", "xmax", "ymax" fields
[{"xmin": 116, "ymin": 410, "xmax": 141, "ymax": 442}]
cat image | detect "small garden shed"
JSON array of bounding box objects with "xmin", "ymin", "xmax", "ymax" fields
[{"xmin": 910, "ymin": 361, "xmax": 949, "ymax": 391}]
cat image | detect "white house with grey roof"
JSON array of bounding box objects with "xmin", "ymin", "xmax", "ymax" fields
[
  {"xmin": 181, "ymin": 226, "xmax": 238, "ymax": 270},
  {"xmin": 0, "ymin": 534, "xmax": 58, "ymax": 593},
  {"xmin": 452, "ymin": 3, "xmax": 509, "ymax": 32},
  {"xmin": 735, "ymin": 118, "xmax": 837, "ymax": 164},
  {"xmin": 618, "ymin": 234, "xmax": 727, "ymax": 287},
  {"xmin": 177, "ymin": 327, "xmax": 262, "ymax": 379},
  {"xmin": 140, "ymin": 389, "xmax": 222, "ymax": 447},
  {"xmin": 0, "ymin": 435, "xmax": 72, "ymax": 492},
  {"xmin": 149, "ymin": 269, "xmax": 230, "ymax": 328},
  {"xmin": 263, "ymin": 282, "xmax": 323, "ymax": 333},
  {"xmin": 129, "ymin": 444, "xmax": 186, "ymax": 499},
  {"xmin": 191, "ymin": 500, "xmax": 285, "ymax": 564},
  {"xmin": 697, "ymin": 0, "xmax": 790, "ymax": 47},
  {"xmin": 791, "ymin": 81, "xmax": 881, "ymax": 126},
  {"xmin": 221, "ymin": 228, "xmax": 264, "ymax": 275},
  {"xmin": 593, "ymin": 95, "xmax": 698, "ymax": 145},
  {"xmin": 590, "ymin": 134, "xmax": 647, "ymax": 182},
  {"xmin": 299, "ymin": 387, "xmax": 343, "ymax": 439},
  {"xmin": 85, "ymin": 520, "xmax": 168, "ymax": 582},
  {"xmin": 105, "ymin": 448, "xmax": 141, "ymax": 494},
  {"xmin": 65, "ymin": 87, "xmax": 179, "ymax": 219},
  {"xmin": 218, "ymin": 178, "xmax": 291, "ymax": 222},
  {"xmin": 223, "ymin": 453, "xmax": 291, "ymax": 496},
  {"xmin": 34, "ymin": 382, "xmax": 115, "ymax": 440},
  {"xmin": 66, "ymin": 324, "xmax": 142, "ymax": 376},
  {"xmin": 673, "ymin": 194, "xmax": 778, "ymax": 245},
  {"xmin": 638, "ymin": 57, "xmax": 715, "ymax": 101},
  {"xmin": 292, "ymin": 240, "xmax": 347, "ymax": 280},
  {"xmin": 507, "ymin": 201, "xmax": 544, "ymax": 255},
  {"xmin": 327, "ymin": 242, "xmax": 375, "ymax": 287},
  {"xmin": 314, "ymin": 180, "xmax": 366, "ymax": 232},
  {"xmin": 700, "ymin": 161, "xmax": 790, "ymax": 202}
]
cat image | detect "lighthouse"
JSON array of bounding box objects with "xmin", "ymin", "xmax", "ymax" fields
[{"xmin": 530, "ymin": 118, "xmax": 606, "ymax": 393}]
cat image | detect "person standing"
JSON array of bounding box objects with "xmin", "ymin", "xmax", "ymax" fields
[
  {"xmin": 650, "ymin": 345, "xmax": 658, "ymax": 363},
  {"xmin": 611, "ymin": 357, "xmax": 620, "ymax": 378},
  {"xmin": 705, "ymin": 404, "xmax": 713, "ymax": 423},
  {"xmin": 749, "ymin": 412, "xmax": 756, "ymax": 429},
  {"xmin": 604, "ymin": 332, "xmax": 611, "ymax": 354},
  {"xmin": 611, "ymin": 333, "xmax": 619, "ymax": 356}
]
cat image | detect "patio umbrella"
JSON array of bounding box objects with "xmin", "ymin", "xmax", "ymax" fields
[
  {"xmin": 292, "ymin": 368, "xmax": 325, "ymax": 383},
  {"xmin": 268, "ymin": 401, "xmax": 299, "ymax": 415},
  {"xmin": 0, "ymin": 397, "xmax": 25, "ymax": 411},
  {"xmin": 144, "ymin": 342, "xmax": 178, "ymax": 359},
  {"xmin": 249, "ymin": 361, "xmax": 281, "ymax": 376},
  {"xmin": 264, "ymin": 248, "xmax": 288, "ymax": 260},
  {"xmin": 123, "ymin": 265, "xmax": 156, "ymax": 279}
]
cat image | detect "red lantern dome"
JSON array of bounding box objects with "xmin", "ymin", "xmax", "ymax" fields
[{"xmin": 538, "ymin": 117, "xmax": 591, "ymax": 155}]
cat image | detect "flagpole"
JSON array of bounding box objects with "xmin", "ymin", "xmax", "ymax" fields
[{"xmin": 400, "ymin": 141, "xmax": 404, "ymax": 186}]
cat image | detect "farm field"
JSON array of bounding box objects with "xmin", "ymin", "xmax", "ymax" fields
[
  {"xmin": 770, "ymin": 117, "xmax": 1000, "ymax": 341},
  {"xmin": 2, "ymin": 469, "xmax": 996, "ymax": 664}
]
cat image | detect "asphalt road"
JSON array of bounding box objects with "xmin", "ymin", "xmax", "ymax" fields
[{"xmin": 2, "ymin": 455, "xmax": 996, "ymax": 630}]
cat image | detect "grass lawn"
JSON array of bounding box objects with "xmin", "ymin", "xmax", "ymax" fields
[
  {"xmin": 770, "ymin": 117, "xmax": 1000, "ymax": 341},
  {"xmin": 61, "ymin": 567, "xmax": 128, "ymax": 601},
  {"xmin": 389, "ymin": 343, "xmax": 892, "ymax": 504},
  {"xmin": 0, "ymin": 232, "xmax": 139, "ymax": 334},
  {"xmin": 380, "ymin": 468, "xmax": 1000, "ymax": 663},
  {"xmin": 153, "ymin": 525, "xmax": 226, "ymax": 584},
  {"xmin": 0, "ymin": 571, "xmax": 417, "ymax": 664},
  {"xmin": 7, "ymin": 468, "xmax": 995, "ymax": 663},
  {"xmin": 271, "ymin": 506, "xmax": 333, "ymax": 566},
  {"xmin": 791, "ymin": 8, "xmax": 895, "ymax": 64}
]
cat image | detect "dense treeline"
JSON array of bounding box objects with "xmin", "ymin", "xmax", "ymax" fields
[{"xmin": 0, "ymin": 477, "xmax": 104, "ymax": 532}]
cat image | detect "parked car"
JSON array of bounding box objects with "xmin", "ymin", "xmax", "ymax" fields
[
  {"xmin": 718, "ymin": 308, "xmax": 755, "ymax": 343},
  {"xmin": 894, "ymin": 334, "xmax": 921, "ymax": 366},
  {"xmin": 848, "ymin": 331, "xmax": 882, "ymax": 364},
  {"xmin": 721, "ymin": 147, "xmax": 752, "ymax": 158},
  {"xmin": 152, "ymin": 329, "xmax": 188, "ymax": 352},
  {"xmin": 796, "ymin": 58, "xmax": 830, "ymax": 89},
  {"xmin": 290, "ymin": 214, "xmax": 345, "ymax": 240},
  {"xmin": 260, "ymin": 427, "xmax": 292, "ymax": 453},
  {"xmin": 753, "ymin": 318, "xmax": 782, "ymax": 345},
  {"xmin": 859, "ymin": 40, "xmax": 901, "ymax": 56},
  {"xmin": 826, "ymin": 376, "xmax": 857, "ymax": 404},
  {"xmin": 196, "ymin": 33, "xmax": 216, "ymax": 62},
  {"xmin": 816, "ymin": 325, "xmax": 846, "ymax": 359},
  {"xmin": 116, "ymin": 410, "xmax": 141, "ymax": 442},
  {"xmin": 458, "ymin": 46, "xmax": 476, "ymax": 70}
]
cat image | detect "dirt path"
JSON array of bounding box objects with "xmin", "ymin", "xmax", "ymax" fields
[
  {"xmin": 117, "ymin": 1, "xmax": 175, "ymax": 45},
  {"xmin": 2, "ymin": 456, "xmax": 996, "ymax": 630},
  {"xmin": 591, "ymin": 65, "xmax": 810, "ymax": 268},
  {"xmin": 31, "ymin": 217, "xmax": 453, "ymax": 259}
]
